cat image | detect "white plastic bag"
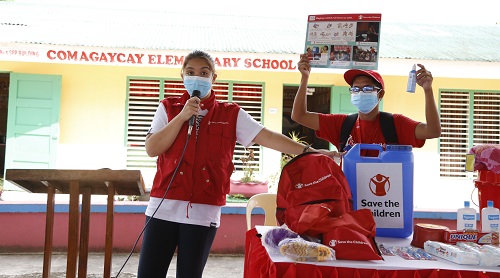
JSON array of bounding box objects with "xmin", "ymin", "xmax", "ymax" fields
[
  {"xmin": 278, "ymin": 237, "xmax": 336, "ymax": 262},
  {"xmin": 424, "ymin": 241, "xmax": 479, "ymax": 265}
]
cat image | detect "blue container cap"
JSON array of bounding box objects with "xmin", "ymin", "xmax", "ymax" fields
[
  {"xmin": 386, "ymin": 145, "xmax": 412, "ymax": 151},
  {"xmin": 464, "ymin": 201, "xmax": 470, "ymax": 207}
]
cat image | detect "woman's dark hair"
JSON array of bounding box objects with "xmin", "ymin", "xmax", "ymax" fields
[{"xmin": 181, "ymin": 50, "xmax": 216, "ymax": 74}]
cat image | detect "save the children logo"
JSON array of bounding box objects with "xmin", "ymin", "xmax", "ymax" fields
[
  {"xmin": 368, "ymin": 174, "xmax": 390, "ymax": 196},
  {"xmin": 294, "ymin": 174, "xmax": 331, "ymax": 189},
  {"xmin": 328, "ymin": 239, "xmax": 369, "ymax": 247},
  {"xmin": 356, "ymin": 163, "xmax": 404, "ymax": 228}
]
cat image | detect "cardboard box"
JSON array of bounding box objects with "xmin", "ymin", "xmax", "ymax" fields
[{"xmin": 444, "ymin": 230, "xmax": 499, "ymax": 245}]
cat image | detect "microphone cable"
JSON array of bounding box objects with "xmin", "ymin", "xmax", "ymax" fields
[{"xmin": 113, "ymin": 128, "xmax": 193, "ymax": 277}]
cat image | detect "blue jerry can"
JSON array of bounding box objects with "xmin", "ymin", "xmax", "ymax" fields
[{"xmin": 343, "ymin": 144, "xmax": 414, "ymax": 238}]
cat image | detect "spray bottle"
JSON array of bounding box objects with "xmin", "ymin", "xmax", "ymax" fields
[{"xmin": 406, "ymin": 64, "xmax": 417, "ymax": 93}]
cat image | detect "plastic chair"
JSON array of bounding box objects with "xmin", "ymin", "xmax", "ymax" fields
[{"xmin": 246, "ymin": 193, "xmax": 277, "ymax": 230}]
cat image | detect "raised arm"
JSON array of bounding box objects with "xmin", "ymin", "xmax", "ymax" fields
[
  {"xmin": 145, "ymin": 96, "xmax": 200, "ymax": 157},
  {"xmin": 291, "ymin": 54, "xmax": 321, "ymax": 131},
  {"xmin": 414, "ymin": 64, "xmax": 441, "ymax": 140}
]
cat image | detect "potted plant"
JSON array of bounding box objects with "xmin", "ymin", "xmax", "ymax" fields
[{"xmin": 229, "ymin": 148, "xmax": 268, "ymax": 198}]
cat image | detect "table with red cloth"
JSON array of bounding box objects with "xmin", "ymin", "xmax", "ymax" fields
[{"xmin": 244, "ymin": 226, "xmax": 500, "ymax": 278}]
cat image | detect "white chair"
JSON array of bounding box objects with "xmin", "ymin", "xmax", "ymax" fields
[{"xmin": 246, "ymin": 193, "xmax": 277, "ymax": 230}]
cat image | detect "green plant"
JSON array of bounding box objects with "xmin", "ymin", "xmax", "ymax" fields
[
  {"xmin": 280, "ymin": 131, "xmax": 309, "ymax": 168},
  {"xmin": 240, "ymin": 148, "xmax": 256, "ymax": 183},
  {"xmin": 226, "ymin": 193, "xmax": 249, "ymax": 203}
]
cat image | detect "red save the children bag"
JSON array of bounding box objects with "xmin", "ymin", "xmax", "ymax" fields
[
  {"xmin": 294, "ymin": 203, "xmax": 382, "ymax": 260},
  {"xmin": 276, "ymin": 152, "xmax": 382, "ymax": 261},
  {"xmin": 276, "ymin": 152, "xmax": 353, "ymax": 228}
]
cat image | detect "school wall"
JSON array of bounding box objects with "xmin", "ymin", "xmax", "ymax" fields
[
  {"xmin": 0, "ymin": 202, "xmax": 460, "ymax": 254},
  {"xmin": 1, "ymin": 58, "xmax": 500, "ymax": 210}
]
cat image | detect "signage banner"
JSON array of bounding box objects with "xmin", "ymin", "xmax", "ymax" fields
[
  {"xmin": 305, "ymin": 13, "xmax": 381, "ymax": 70},
  {"xmin": 0, "ymin": 43, "xmax": 298, "ymax": 72}
]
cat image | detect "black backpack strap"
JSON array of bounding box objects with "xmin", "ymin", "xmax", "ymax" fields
[
  {"xmin": 379, "ymin": 112, "xmax": 399, "ymax": 144},
  {"xmin": 339, "ymin": 113, "xmax": 358, "ymax": 151},
  {"xmin": 340, "ymin": 112, "xmax": 398, "ymax": 150}
]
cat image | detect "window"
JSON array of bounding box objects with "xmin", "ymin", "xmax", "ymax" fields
[
  {"xmin": 439, "ymin": 90, "xmax": 500, "ymax": 178},
  {"xmin": 125, "ymin": 78, "xmax": 264, "ymax": 178}
]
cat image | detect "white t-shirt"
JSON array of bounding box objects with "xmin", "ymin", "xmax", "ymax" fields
[{"xmin": 146, "ymin": 103, "xmax": 264, "ymax": 228}]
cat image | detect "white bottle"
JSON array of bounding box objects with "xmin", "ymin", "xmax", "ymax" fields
[
  {"xmin": 406, "ymin": 64, "xmax": 417, "ymax": 93},
  {"xmin": 457, "ymin": 201, "xmax": 477, "ymax": 231},
  {"xmin": 481, "ymin": 200, "xmax": 500, "ymax": 232}
]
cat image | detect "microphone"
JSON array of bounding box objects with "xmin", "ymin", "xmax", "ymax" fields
[{"xmin": 187, "ymin": 90, "xmax": 201, "ymax": 135}]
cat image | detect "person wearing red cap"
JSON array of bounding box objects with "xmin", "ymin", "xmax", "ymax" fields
[{"xmin": 291, "ymin": 54, "xmax": 441, "ymax": 153}]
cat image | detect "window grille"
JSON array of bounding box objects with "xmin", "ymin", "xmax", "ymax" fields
[
  {"xmin": 439, "ymin": 90, "xmax": 500, "ymax": 178},
  {"xmin": 126, "ymin": 78, "xmax": 161, "ymax": 169}
]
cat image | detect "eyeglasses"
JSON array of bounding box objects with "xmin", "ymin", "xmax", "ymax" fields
[{"xmin": 349, "ymin": 86, "xmax": 381, "ymax": 94}]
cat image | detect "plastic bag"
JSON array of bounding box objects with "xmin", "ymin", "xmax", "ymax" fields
[
  {"xmin": 262, "ymin": 225, "xmax": 299, "ymax": 254},
  {"xmin": 278, "ymin": 237, "xmax": 335, "ymax": 262},
  {"xmin": 424, "ymin": 240, "xmax": 479, "ymax": 265},
  {"xmin": 457, "ymin": 242, "xmax": 500, "ymax": 267}
]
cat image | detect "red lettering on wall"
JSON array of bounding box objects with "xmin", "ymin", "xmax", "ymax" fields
[
  {"xmin": 134, "ymin": 54, "xmax": 144, "ymax": 64},
  {"xmin": 107, "ymin": 53, "xmax": 117, "ymax": 62},
  {"xmin": 244, "ymin": 58, "xmax": 252, "ymax": 68},
  {"xmin": 270, "ymin": 60, "xmax": 279, "ymax": 69},
  {"xmin": 261, "ymin": 59, "xmax": 271, "ymax": 69},
  {"xmin": 252, "ymin": 59, "xmax": 261, "ymax": 68},
  {"xmin": 57, "ymin": 51, "xmax": 67, "ymax": 60},
  {"xmin": 214, "ymin": 57, "xmax": 222, "ymax": 67},
  {"xmin": 67, "ymin": 51, "xmax": 78, "ymax": 61},
  {"xmin": 157, "ymin": 55, "xmax": 167, "ymax": 64},
  {"xmin": 80, "ymin": 52, "xmax": 89, "ymax": 62},
  {"xmin": 148, "ymin": 54, "xmax": 157, "ymax": 64},
  {"xmin": 117, "ymin": 53, "xmax": 125, "ymax": 63},
  {"xmin": 164, "ymin": 55, "xmax": 173, "ymax": 65},
  {"xmin": 222, "ymin": 58, "xmax": 231, "ymax": 67},
  {"xmin": 43, "ymin": 49, "xmax": 296, "ymax": 70},
  {"xmin": 47, "ymin": 50, "xmax": 56, "ymax": 60},
  {"xmin": 232, "ymin": 58, "xmax": 241, "ymax": 67},
  {"xmin": 89, "ymin": 52, "xmax": 99, "ymax": 62}
]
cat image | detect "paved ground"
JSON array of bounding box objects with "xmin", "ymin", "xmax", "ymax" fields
[{"xmin": 0, "ymin": 252, "xmax": 245, "ymax": 278}]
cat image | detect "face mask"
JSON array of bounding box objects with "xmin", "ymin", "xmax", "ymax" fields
[
  {"xmin": 351, "ymin": 92, "xmax": 379, "ymax": 114},
  {"xmin": 183, "ymin": 76, "xmax": 212, "ymax": 98}
]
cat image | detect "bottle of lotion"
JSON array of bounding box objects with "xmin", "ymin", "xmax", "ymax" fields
[
  {"xmin": 457, "ymin": 201, "xmax": 477, "ymax": 231},
  {"xmin": 481, "ymin": 200, "xmax": 500, "ymax": 232}
]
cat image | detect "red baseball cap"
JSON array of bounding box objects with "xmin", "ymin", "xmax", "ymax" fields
[{"xmin": 344, "ymin": 69, "xmax": 385, "ymax": 90}]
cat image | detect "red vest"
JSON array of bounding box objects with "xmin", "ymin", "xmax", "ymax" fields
[{"xmin": 150, "ymin": 92, "xmax": 240, "ymax": 206}]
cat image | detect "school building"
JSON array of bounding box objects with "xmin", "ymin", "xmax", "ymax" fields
[{"xmin": 0, "ymin": 2, "xmax": 499, "ymax": 252}]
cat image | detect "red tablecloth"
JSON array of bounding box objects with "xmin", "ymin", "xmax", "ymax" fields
[{"xmin": 244, "ymin": 227, "xmax": 500, "ymax": 278}]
